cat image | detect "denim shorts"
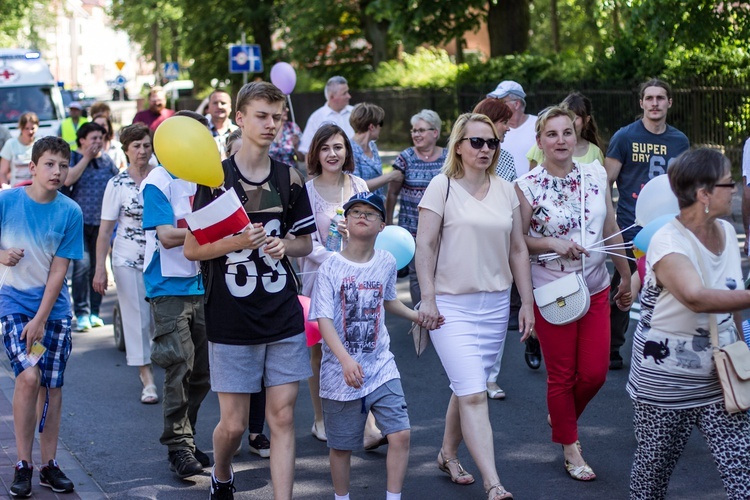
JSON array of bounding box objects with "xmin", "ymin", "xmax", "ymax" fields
[
  {"xmin": 209, "ymin": 332, "xmax": 311, "ymax": 393},
  {"xmin": 322, "ymin": 378, "xmax": 410, "ymax": 451},
  {"xmin": 2, "ymin": 314, "xmax": 72, "ymax": 388}
]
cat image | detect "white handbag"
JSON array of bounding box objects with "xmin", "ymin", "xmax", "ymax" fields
[{"xmin": 532, "ymin": 166, "xmax": 591, "ymax": 326}]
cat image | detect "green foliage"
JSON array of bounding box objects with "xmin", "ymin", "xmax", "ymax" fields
[
  {"xmin": 361, "ymin": 48, "xmax": 463, "ymax": 89},
  {"xmin": 456, "ymin": 52, "xmax": 592, "ymax": 87},
  {"xmin": 0, "ymin": 0, "xmax": 53, "ymax": 48}
]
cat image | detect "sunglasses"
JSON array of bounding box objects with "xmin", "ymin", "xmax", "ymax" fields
[
  {"xmin": 714, "ymin": 181, "xmax": 737, "ymax": 188},
  {"xmin": 460, "ymin": 137, "xmax": 500, "ymax": 150}
]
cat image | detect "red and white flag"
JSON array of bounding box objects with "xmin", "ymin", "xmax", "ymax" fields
[{"xmin": 184, "ymin": 189, "xmax": 249, "ymax": 245}]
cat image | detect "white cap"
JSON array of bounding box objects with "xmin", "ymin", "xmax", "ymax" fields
[
  {"xmin": 69, "ymin": 102, "xmax": 83, "ymax": 110},
  {"xmin": 487, "ymin": 81, "xmax": 526, "ymax": 100}
]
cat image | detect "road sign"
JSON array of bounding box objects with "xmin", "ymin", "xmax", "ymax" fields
[
  {"xmin": 114, "ymin": 74, "xmax": 127, "ymax": 86},
  {"xmin": 115, "ymin": 60, "xmax": 125, "ymax": 71},
  {"xmin": 229, "ymin": 45, "xmax": 262, "ymax": 74},
  {"xmin": 163, "ymin": 62, "xmax": 179, "ymax": 82}
]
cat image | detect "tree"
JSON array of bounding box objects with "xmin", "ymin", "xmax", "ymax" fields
[
  {"xmin": 487, "ymin": 0, "xmax": 530, "ymax": 56},
  {"xmin": 0, "ymin": 0, "xmax": 52, "ymax": 48}
]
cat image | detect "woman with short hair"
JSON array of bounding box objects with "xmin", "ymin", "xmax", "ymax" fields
[
  {"xmin": 627, "ymin": 148, "xmax": 750, "ymax": 499},
  {"xmin": 350, "ymin": 102, "xmax": 401, "ymax": 199}
]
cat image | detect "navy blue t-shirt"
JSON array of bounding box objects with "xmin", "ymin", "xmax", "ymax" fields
[{"xmin": 606, "ymin": 120, "xmax": 689, "ymax": 241}]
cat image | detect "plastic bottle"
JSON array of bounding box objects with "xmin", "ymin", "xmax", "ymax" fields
[{"xmin": 325, "ymin": 208, "xmax": 345, "ymax": 252}]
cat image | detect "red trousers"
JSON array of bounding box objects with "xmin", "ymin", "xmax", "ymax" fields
[{"xmin": 534, "ymin": 287, "xmax": 610, "ymax": 445}]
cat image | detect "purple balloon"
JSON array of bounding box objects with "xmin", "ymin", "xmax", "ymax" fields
[{"xmin": 270, "ymin": 62, "xmax": 296, "ymax": 95}]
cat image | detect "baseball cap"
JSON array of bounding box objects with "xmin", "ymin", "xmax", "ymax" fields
[
  {"xmin": 343, "ymin": 192, "xmax": 385, "ymax": 220},
  {"xmin": 487, "ymin": 81, "xmax": 526, "ymax": 100},
  {"xmin": 69, "ymin": 102, "xmax": 83, "ymax": 110}
]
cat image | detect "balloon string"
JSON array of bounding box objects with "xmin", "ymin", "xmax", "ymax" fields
[{"xmin": 287, "ymin": 95, "xmax": 297, "ymax": 129}]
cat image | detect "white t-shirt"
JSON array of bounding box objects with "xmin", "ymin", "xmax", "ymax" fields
[
  {"xmin": 503, "ymin": 114, "xmax": 537, "ymax": 177},
  {"xmin": 0, "ymin": 138, "xmax": 34, "ymax": 186},
  {"xmin": 299, "ymin": 104, "xmax": 354, "ymax": 154},
  {"xmin": 100, "ymin": 171, "xmax": 146, "ymax": 269},
  {"xmin": 309, "ymin": 250, "xmax": 400, "ymax": 401},
  {"xmin": 626, "ymin": 219, "xmax": 742, "ymax": 408},
  {"xmin": 419, "ymin": 174, "xmax": 519, "ymax": 295}
]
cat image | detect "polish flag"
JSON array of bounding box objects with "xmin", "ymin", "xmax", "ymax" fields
[{"xmin": 185, "ymin": 189, "xmax": 249, "ymax": 245}]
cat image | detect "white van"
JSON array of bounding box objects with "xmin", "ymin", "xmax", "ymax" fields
[{"xmin": 0, "ymin": 49, "xmax": 66, "ymax": 138}]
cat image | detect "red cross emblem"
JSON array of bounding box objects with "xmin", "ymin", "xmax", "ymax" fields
[{"xmin": 0, "ymin": 67, "xmax": 18, "ymax": 83}]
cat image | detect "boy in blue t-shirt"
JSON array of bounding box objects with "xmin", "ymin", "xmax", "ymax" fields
[
  {"xmin": 0, "ymin": 136, "xmax": 83, "ymax": 497},
  {"xmin": 309, "ymin": 192, "xmax": 442, "ymax": 500}
]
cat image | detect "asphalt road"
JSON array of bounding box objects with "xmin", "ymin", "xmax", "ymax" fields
[{"xmin": 46, "ymin": 275, "xmax": 729, "ymax": 500}]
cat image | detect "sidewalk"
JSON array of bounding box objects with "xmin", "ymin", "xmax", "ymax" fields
[{"xmin": 0, "ymin": 359, "xmax": 106, "ymax": 499}]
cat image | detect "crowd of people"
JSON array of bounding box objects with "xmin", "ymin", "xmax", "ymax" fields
[{"xmin": 0, "ymin": 75, "xmax": 749, "ymax": 500}]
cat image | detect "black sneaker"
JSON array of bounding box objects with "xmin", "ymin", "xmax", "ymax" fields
[
  {"xmin": 248, "ymin": 434, "xmax": 271, "ymax": 458},
  {"xmin": 10, "ymin": 461, "xmax": 33, "ymax": 497},
  {"xmin": 210, "ymin": 471, "xmax": 236, "ymax": 500},
  {"xmin": 194, "ymin": 447, "xmax": 211, "ymax": 467},
  {"xmin": 609, "ymin": 352, "xmax": 624, "ymax": 370},
  {"xmin": 524, "ymin": 337, "xmax": 542, "ymax": 370},
  {"xmin": 39, "ymin": 459, "xmax": 74, "ymax": 493},
  {"xmin": 168, "ymin": 449, "xmax": 204, "ymax": 479}
]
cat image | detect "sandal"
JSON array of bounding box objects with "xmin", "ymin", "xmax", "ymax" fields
[
  {"xmin": 141, "ymin": 384, "xmax": 158, "ymax": 404},
  {"xmin": 437, "ymin": 450, "xmax": 474, "ymax": 485},
  {"xmin": 564, "ymin": 460, "xmax": 596, "ymax": 481},
  {"xmin": 486, "ymin": 482, "xmax": 513, "ymax": 500}
]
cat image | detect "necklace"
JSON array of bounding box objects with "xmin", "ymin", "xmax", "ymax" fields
[{"xmin": 418, "ymin": 147, "xmax": 435, "ymax": 161}]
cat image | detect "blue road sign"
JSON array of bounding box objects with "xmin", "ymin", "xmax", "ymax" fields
[
  {"xmin": 163, "ymin": 62, "xmax": 179, "ymax": 82},
  {"xmin": 229, "ymin": 45, "xmax": 262, "ymax": 74},
  {"xmin": 114, "ymin": 74, "xmax": 127, "ymax": 86}
]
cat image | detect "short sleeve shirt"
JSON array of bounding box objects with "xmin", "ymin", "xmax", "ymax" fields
[
  {"xmin": 309, "ymin": 250, "xmax": 400, "ymax": 401},
  {"xmin": 393, "ymin": 147, "xmax": 447, "ymax": 236},
  {"xmin": 606, "ymin": 120, "xmax": 689, "ymax": 241},
  {"xmin": 196, "ymin": 158, "xmax": 316, "ymax": 345},
  {"xmin": 419, "ymin": 174, "xmax": 519, "ymax": 295},
  {"xmin": 626, "ymin": 220, "xmax": 742, "ymax": 408},
  {"xmin": 0, "ymin": 188, "xmax": 83, "ymax": 319},
  {"xmin": 0, "ymin": 138, "xmax": 34, "ymax": 186},
  {"xmin": 68, "ymin": 151, "xmax": 119, "ymax": 225},
  {"xmin": 352, "ymin": 140, "xmax": 385, "ymax": 198},
  {"xmin": 100, "ymin": 171, "xmax": 146, "ymax": 269}
]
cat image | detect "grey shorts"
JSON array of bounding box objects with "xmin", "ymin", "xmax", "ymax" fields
[
  {"xmin": 322, "ymin": 378, "xmax": 410, "ymax": 451},
  {"xmin": 209, "ymin": 333, "xmax": 312, "ymax": 393}
]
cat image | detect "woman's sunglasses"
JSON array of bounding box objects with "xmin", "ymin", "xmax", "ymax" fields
[{"xmin": 460, "ymin": 137, "xmax": 500, "ymax": 150}]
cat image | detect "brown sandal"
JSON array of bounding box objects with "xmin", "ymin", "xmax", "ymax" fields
[
  {"xmin": 437, "ymin": 450, "xmax": 475, "ymax": 485},
  {"xmin": 486, "ymin": 482, "xmax": 513, "ymax": 500}
]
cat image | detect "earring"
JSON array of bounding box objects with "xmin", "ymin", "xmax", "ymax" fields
[{"xmin": 705, "ymin": 204, "xmax": 710, "ymax": 214}]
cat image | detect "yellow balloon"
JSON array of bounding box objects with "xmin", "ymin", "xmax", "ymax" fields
[{"xmin": 153, "ymin": 116, "xmax": 224, "ymax": 188}]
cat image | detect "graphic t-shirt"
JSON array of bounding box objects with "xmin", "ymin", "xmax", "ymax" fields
[
  {"xmin": 0, "ymin": 188, "xmax": 83, "ymax": 319},
  {"xmin": 100, "ymin": 171, "xmax": 146, "ymax": 269},
  {"xmin": 195, "ymin": 157, "xmax": 316, "ymax": 345},
  {"xmin": 606, "ymin": 120, "xmax": 689, "ymax": 241},
  {"xmin": 0, "ymin": 138, "xmax": 34, "ymax": 186},
  {"xmin": 309, "ymin": 250, "xmax": 400, "ymax": 401},
  {"xmin": 626, "ymin": 220, "xmax": 742, "ymax": 409}
]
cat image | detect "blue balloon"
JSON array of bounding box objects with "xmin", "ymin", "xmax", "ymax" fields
[
  {"xmin": 374, "ymin": 225, "xmax": 415, "ymax": 269},
  {"xmin": 633, "ymin": 213, "xmax": 677, "ymax": 253}
]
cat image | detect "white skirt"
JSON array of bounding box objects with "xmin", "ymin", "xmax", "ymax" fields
[{"xmin": 430, "ymin": 290, "xmax": 510, "ymax": 396}]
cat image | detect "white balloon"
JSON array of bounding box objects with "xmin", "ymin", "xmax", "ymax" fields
[{"xmin": 635, "ymin": 174, "xmax": 679, "ymax": 226}]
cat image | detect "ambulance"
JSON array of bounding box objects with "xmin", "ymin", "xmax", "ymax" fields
[{"xmin": 0, "ymin": 49, "xmax": 66, "ymax": 138}]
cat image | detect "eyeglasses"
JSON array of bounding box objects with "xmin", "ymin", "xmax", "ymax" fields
[
  {"xmin": 714, "ymin": 181, "xmax": 737, "ymax": 188},
  {"xmin": 460, "ymin": 137, "xmax": 500, "ymax": 150},
  {"xmin": 348, "ymin": 208, "xmax": 383, "ymax": 221},
  {"xmin": 410, "ymin": 128, "xmax": 436, "ymax": 135}
]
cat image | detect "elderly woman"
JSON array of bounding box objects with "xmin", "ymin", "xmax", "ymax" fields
[
  {"xmin": 515, "ymin": 106, "xmax": 632, "ymax": 481},
  {"xmin": 92, "ymin": 123, "xmax": 157, "ymax": 404},
  {"xmin": 350, "ymin": 102, "xmax": 402, "ymax": 199},
  {"xmin": 417, "ymin": 113, "xmax": 534, "ymax": 500},
  {"xmin": 298, "ymin": 124, "xmax": 369, "ymax": 442},
  {"xmin": 386, "ymin": 109, "xmax": 447, "ymax": 305},
  {"xmin": 0, "ymin": 112, "xmax": 39, "ymax": 186},
  {"xmin": 626, "ymin": 148, "xmax": 750, "ymax": 499}
]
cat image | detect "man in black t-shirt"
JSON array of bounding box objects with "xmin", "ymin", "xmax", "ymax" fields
[
  {"xmin": 604, "ymin": 79, "xmax": 689, "ymax": 370},
  {"xmin": 185, "ymin": 82, "xmax": 315, "ymax": 500}
]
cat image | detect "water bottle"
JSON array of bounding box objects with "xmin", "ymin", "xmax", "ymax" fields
[{"xmin": 325, "ymin": 208, "xmax": 345, "ymax": 252}]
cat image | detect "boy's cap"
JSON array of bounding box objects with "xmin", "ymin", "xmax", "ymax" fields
[
  {"xmin": 487, "ymin": 80, "xmax": 526, "ymax": 100},
  {"xmin": 69, "ymin": 102, "xmax": 83, "ymax": 110},
  {"xmin": 343, "ymin": 192, "xmax": 385, "ymax": 219}
]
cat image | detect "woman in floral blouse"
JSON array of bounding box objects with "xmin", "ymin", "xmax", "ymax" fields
[
  {"xmin": 92, "ymin": 123, "xmax": 157, "ymax": 404},
  {"xmin": 515, "ymin": 107, "xmax": 631, "ymax": 482}
]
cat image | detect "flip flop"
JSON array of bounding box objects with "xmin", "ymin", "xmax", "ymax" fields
[{"xmin": 141, "ymin": 384, "xmax": 159, "ymax": 404}]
